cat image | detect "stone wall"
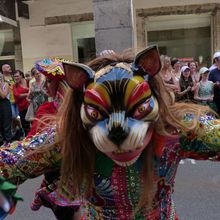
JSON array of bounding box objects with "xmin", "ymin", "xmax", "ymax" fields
[
  {"xmin": 93, "ymin": 0, "xmax": 134, "ymax": 54},
  {"xmin": 19, "ymin": 0, "xmax": 93, "ymax": 72},
  {"xmin": 14, "ymin": 0, "xmax": 220, "ymax": 71},
  {"xmin": 0, "ymin": 22, "xmax": 22, "ymax": 70},
  {"xmin": 212, "ymin": 10, "xmax": 220, "ymax": 52},
  {"xmin": 135, "ymin": 3, "xmax": 220, "ymax": 55},
  {"xmin": 13, "ymin": 22, "xmax": 23, "ymax": 70}
]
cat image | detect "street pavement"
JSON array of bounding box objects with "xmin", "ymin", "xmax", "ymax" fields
[
  {"xmin": 174, "ymin": 160, "xmax": 220, "ymax": 220},
  {"xmin": 6, "ymin": 177, "xmax": 54, "ymax": 220},
  {"xmin": 6, "ymin": 160, "xmax": 220, "ymax": 220}
]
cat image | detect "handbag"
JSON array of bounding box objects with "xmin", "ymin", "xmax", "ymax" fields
[{"xmin": 25, "ymin": 102, "xmax": 35, "ymax": 122}]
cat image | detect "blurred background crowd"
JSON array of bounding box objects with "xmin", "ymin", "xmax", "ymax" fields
[
  {"xmin": 159, "ymin": 51, "xmax": 220, "ymax": 113},
  {"xmin": 0, "ymin": 63, "xmax": 49, "ymax": 146}
]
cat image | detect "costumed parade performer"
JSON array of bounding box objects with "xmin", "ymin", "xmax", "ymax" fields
[
  {"xmin": 27, "ymin": 58, "xmax": 68, "ymax": 138},
  {"xmin": 0, "ymin": 45, "xmax": 219, "ymax": 219},
  {"xmin": 0, "ymin": 58, "xmax": 68, "ymax": 219}
]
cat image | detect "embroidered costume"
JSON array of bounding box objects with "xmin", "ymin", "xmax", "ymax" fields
[
  {"xmin": 0, "ymin": 58, "xmax": 68, "ymax": 219},
  {"xmin": 0, "ymin": 46, "xmax": 219, "ymax": 220},
  {"xmin": 27, "ymin": 58, "xmax": 68, "ymax": 138}
]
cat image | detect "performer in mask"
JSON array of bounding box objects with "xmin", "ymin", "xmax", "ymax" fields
[{"xmin": 0, "ymin": 45, "xmax": 220, "ymax": 220}]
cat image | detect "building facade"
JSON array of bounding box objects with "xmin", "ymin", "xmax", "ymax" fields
[{"xmin": 1, "ymin": 0, "xmax": 220, "ymax": 72}]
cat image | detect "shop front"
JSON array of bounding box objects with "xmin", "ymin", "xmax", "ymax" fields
[{"xmin": 146, "ymin": 14, "xmax": 211, "ymax": 66}]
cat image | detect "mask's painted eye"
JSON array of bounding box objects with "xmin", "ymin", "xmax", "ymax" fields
[
  {"xmin": 132, "ymin": 98, "xmax": 153, "ymax": 120},
  {"xmin": 85, "ymin": 105, "xmax": 103, "ymax": 122},
  {"xmin": 138, "ymin": 106, "xmax": 145, "ymax": 113}
]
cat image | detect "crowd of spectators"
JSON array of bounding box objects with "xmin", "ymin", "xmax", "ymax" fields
[
  {"xmin": 159, "ymin": 52, "xmax": 220, "ymax": 114},
  {"xmin": 0, "ymin": 64, "xmax": 49, "ymax": 146},
  {"xmin": 1, "ymin": 51, "xmax": 220, "ymax": 147},
  {"xmin": 159, "ymin": 52, "xmax": 220, "ymax": 164}
]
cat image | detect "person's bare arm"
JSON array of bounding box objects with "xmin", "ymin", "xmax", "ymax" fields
[
  {"xmin": 164, "ymin": 73, "xmax": 180, "ymax": 92},
  {"xmin": 177, "ymin": 86, "xmax": 191, "ymax": 97},
  {"xmin": 26, "ymin": 83, "xmax": 33, "ymax": 102},
  {"xmin": 0, "ymin": 83, "xmax": 9, "ymax": 99},
  {"xmin": 19, "ymin": 93, "xmax": 29, "ymax": 99},
  {"xmin": 171, "ymin": 73, "xmax": 180, "ymax": 91}
]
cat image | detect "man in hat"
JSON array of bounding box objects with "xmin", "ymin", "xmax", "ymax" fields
[
  {"xmin": 209, "ymin": 52, "xmax": 220, "ymax": 114},
  {"xmin": 209, "ymin": 51, "xmax": 220, "ymax": 71}
]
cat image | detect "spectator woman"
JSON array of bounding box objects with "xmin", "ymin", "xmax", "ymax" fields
[
  {"xmin": 24, "ymin": 71, "xmax": 32, "ymax": 86},
  {"xmin": 194, "ymin": 67, "xmax": 217, "ymax": 111},
  {"xmin": 189, "ymin": 61, "xmax": 200, "ymax": 84},
  {"xmin": 26, "ymin": 68, "xmax": 48, "ymax": 121},
  {"xmin": 171, "ymin": 58, "xmax": 181, "ymax": 81},
  {"xmin": 176, "ymin": 66, "xmax": 195, "ymax": 102},
  {"xmin": 159, "ymin": 55, "xmax": 179, "ymax": 92},
  {"xmin": 12, "ymin": 70, "xmax": 30, "ymax": 136},
  {"xmin": 209, "ymin": 54, "xmax": 220, "ymax": 114},
  {"xmin": 0, "ymin": 73, "xmax": 12, "ymax": 146}
]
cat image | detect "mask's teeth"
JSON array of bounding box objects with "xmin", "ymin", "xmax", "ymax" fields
[
  {"xmin": 113, "ymin": 155, "xmax": 139, "ymax": 167},
  {"xmin": 115, "ymin": 149, "xmax": 124, "ymax": 154},
  {"xmin": 114, "ymin": 145, "xmax": 143, "ymax": 155}
]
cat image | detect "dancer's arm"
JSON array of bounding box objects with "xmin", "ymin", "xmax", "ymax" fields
[
  {"xmin": 179, "ymin": 115, "xmax": 220, "ymax": 160},
  {"xmin": 0, "ymin": 128, "xmax": 61, "ymax": 184}
]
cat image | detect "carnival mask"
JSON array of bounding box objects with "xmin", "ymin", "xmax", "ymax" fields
[{"xmin": 63, "ymin": 45, "xmax": 161, "ymax": 166}]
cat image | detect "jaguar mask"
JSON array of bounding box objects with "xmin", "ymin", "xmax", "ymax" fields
[{"xmin": 63, "ymin": 45, "xmax": 161, "ymax": 166}]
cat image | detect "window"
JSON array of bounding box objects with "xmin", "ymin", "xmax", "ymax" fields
[
  {"xmin": 0, "ymin": 29, "xmax": 15, "ymax": 69},
  {"xmin": 71, "ymin": 22, "xmax": 96, "ymax": 63},
  {"xmin": 77, "ymin": 38, "xmax": 96, "ymax": 63},
  {"xmin": 147, "ymin": 14, "xmax": 211, "ymax": 66}
]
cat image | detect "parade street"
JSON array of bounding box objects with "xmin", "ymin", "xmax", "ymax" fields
[{"xmin": 6, "ymin": 160, "xmax": 220, "ymax": 220}]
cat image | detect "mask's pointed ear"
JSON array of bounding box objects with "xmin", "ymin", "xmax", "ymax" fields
[
  {"xmin": 133, "ymin": 45, "xmax": 161, "ymax": 77},
  {"xmin": 62, "ymin": 62, "xmax": 94, "ymax": 90}
]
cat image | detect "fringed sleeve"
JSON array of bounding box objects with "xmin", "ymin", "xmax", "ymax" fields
[
  {"xmin": 179, "ymin": 114, "xmax": 220, "ymax": 160},
  {"xmin": 0, "ymin": 128, "xmax": 61, "ymax": 184}
]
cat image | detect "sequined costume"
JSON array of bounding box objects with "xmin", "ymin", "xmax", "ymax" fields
[
  {"xmin": 0, "ymin": 115, "xmax": 219, "ymax": 219},
  {"xmin": 0, "ymin": 46, "xmax": 220, "ymax": 220},
  {"xmin": 56, "ymin": 115, "xmax": 220, "ymax": 220},
  {"xmin": 0, "ymin": 58, "xmax": 69, "ymax": 219},
  {"xmin": 0, "ymin": 128, "xmax": 60, "ymax": 183},
  {"xmin": 0, "ymin": 128, "xmax": 59, "ymax": 219},
  {"xmin": 27, "ymin": 58, "xmax": 70, "ymax": 219}
]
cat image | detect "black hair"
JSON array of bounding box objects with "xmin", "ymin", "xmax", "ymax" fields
[
  {"xmin": 171, "ymin": 58, "xmax": 179, "ymax": 68},
  {"xmin": 14, "ymin": 70, "xmax": 25, "ymax": 78}
]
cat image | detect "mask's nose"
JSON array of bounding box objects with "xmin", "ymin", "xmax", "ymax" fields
[
  {"xmin": 108, "ymin": 126, "xmax": 128, "ymax": 146},
  {"xmin": 107, "ymin": 111, "xmax": 129, "ymax": 146}
]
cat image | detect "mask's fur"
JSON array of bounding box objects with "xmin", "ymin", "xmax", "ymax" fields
[{"xmin": 57, "ymin": 46, "xmax": 209, "ymax": 208}]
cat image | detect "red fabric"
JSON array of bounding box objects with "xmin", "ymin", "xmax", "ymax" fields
[
  {"xmin": 12, "ymin": 84, "xmax": 29, "ymax": 111},
  {"xmin": 27, "ymin": 102, "xmax": 57, "ymax": 138}
]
